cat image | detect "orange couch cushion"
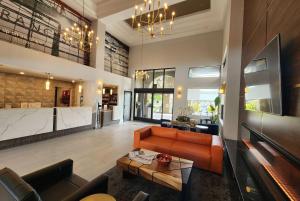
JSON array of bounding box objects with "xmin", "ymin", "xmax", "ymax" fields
[
  {"xmin": 140, "ymin": 136, "xmax": 175, "ymax": 154},
  {"xmin": 176, "ymin": 131, "xmax": 212, "ymax": 146},
  {"xmin": 171, "ymin": 141, "xmax": 211, "ymax": 170},
  {"xmin": 150, "ymin": 126, "xmax": 177, "ymax": 139}
]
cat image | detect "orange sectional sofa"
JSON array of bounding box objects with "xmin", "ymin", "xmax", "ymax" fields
[{"xmin": 134, "ymin": 126, "xmax": 224, "ymax": 174}]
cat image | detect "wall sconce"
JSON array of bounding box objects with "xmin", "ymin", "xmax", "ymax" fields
[
  {"xmin": 45, "ymin": 73, "xmax": 50, "ymax": 90},
  {"xmin": 78, "ymin": 80, "xmax": 83, "ymax": 93},
  {"xmin": 245, "ymin": 87, "xmax": 249, "ymax": 94},
  {"xmin": 110, "ymin": 88, "xmax": 113, "ymax": 95},
  {"xmin": 177, "ymin": 86, "xmax": 183, "ymax": 99},
  {"xmin": 97, "ymin": 80, "xmax": 103, "ymax": 95},
  {"xmin": 102, "ymin": 88, "xmax": 106, "ymax": 94},
  {"xmin": 219, "ymin": 83, "xmax": 226, "ymax": 94}
]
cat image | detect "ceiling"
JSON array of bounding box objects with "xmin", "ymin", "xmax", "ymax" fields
[{"xmin": 61, "ymin": 0, "xmax": 228, "ymax": 46}]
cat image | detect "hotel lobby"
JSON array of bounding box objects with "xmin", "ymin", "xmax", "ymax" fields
[{"xmin": 0, "ymin": 0, "xmax": 300, "ymax": 201}]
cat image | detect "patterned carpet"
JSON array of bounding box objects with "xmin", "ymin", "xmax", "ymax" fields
[{"xmin": 104, "ymin": 166, "xmax": 232, "ymax": 201}]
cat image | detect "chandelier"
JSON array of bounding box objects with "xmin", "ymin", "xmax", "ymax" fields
[
  {"xmin": 133, "ymin": 70, "xmax": 150, "ymax": 80},
  {"xmin": 62, "ymin": 0, "xmax": 99, "ymax": 52},
  {"xmin": 131, "ymin": 0, "xmax": 176, "ymax": 38}
]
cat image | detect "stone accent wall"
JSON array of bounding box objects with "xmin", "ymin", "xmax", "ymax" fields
[{"xmin": 0, "ymin": 72, "xmax": 75, "ymax": 108}]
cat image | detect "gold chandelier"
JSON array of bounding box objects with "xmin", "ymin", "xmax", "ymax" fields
[
  {"xmin": 62, "ymin": 0, "xmax": 99, "ymax": 52},
  {"xmin": 133, "ymin": 70, "xmax": 150, "ymax": 80},
  {"xmin": 132, "ymin": 0, "xmax": 176, "ymax": 38}
]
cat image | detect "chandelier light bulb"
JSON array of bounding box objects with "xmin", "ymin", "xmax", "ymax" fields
[
  {"xmin": 164, "ymin": 3, "xmax": 168, "ymax": 9},
  {"xmin": 172, "ymin": 11, "xmax": 175, "ymax": 16}
]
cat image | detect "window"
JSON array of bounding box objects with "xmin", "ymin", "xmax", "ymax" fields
[
  {"xmin": 188, "ymin": 66, "xmax": 220, "ymax": 78},
  {"xmin": 187, "ymin": 89, "xmax": 219, "ymax": 116},
  {"xmin": 134, "ymin": 68, "xmax": 175, "ymax": 89}
]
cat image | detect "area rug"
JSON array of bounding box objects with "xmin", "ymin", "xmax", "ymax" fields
[{"xmin": 104, "ymin": 166, "xmax": 232, "ymax": 201}]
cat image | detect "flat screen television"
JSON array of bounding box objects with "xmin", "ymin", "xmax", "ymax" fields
[{"xmin": 244, "ymin": 35, "xmax": 282, "ymax": 115}]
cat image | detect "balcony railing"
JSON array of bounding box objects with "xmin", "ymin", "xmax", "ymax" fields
[{"xmin": 0, "ymin": 0, "xmax": 91, "ymax": 66}]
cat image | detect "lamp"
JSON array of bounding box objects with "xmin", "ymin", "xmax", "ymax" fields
[
  {"xmin": 132, "ymin": 0, "xmax": 176, "ymax": 38},
  {"xmin": 177, "ymin": 86, "xmax": 183, "ymax": 99},
  {"xmin": 45, "ymin": 73, "xmax": 51, "ymax": 90},
  {"xmin": 62, "ymin": 0, "xmax": 99, "ymax": 53},
  {"xmin": 78, "ymin": 80, "xmax": 83, "ymax": 93},
  {"xmin": 219, "ymin": 83, "xmax": 226, "ymax": 94}
]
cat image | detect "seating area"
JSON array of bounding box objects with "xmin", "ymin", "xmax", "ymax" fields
[
  {"xmin": 0, "ymin": 0, "xmax": 300, "ymax": 200},
  {"xmin": 0, "ymin": 159, "xmax": 149, "ymax": 201},
  {"xmin": 134, "ymin": 126, "xmax": 223, "ymax": 174}
]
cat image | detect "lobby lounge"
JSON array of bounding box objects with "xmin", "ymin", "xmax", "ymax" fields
[{"xmin": 0, "ymin": 0, "xmax": 300, "ymax": 201}]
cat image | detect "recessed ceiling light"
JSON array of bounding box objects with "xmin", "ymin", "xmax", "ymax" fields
[{"xmin": 20, "ymin": 72, "xmax": 25, "ymax": 75}]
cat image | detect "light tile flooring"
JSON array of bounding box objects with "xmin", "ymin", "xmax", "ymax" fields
[{"xmin": 0, "ymin": 121, "xmax": 153, "ymax": 180}]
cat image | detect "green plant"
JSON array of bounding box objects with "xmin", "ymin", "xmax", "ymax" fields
[{"xmin": 207, "ymin": 96, "xmax": 221, "ymax": 124}]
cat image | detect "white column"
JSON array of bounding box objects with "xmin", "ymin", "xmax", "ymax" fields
[
  {"xmin": 91, "ymin": 19, "xmax": 106, "ymax": 71},
  {"xmin": 221, "ymin": 0, "xmax": 244, "ymax": 140}
]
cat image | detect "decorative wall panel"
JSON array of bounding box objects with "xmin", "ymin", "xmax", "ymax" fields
[
  {"xmin": 241, "ymin": 0, "xmax": 300, "ymax": 161},
  {"xmin": 0, "ymin": 72, "xmax": 75, "ymax": 108},
  {"xmin": 104, "ymin": 32, "xmax": 129, "ymax": 77}
]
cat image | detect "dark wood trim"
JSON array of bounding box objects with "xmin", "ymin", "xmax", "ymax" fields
[{"xmin": 242, "ymin": 123, "xmax": 300, "ymax": 167}]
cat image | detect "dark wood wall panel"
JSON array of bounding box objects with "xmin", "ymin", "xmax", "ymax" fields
[
  {"xmin": 242, "ymin": 0, "xmax": 267, "ymax": 45},
  {"xmin": 241, "ymin": 0, "xmax": 300, "ymax": 161},
  {"xmin": 261, "ymin": 113, "xmax": 300, "ymax": 160},
  {"xmin": 242, "ymin": 15, "xmax": 267, "ymax": 67}
]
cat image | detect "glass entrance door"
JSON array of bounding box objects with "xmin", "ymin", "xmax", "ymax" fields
[
  {"xmin": 134, "ymin": 92, "xmax": 174, "ymax": 122},
  {"xmin": 134, "ymin": 93, "xmax": 152, "ymax": 119}
]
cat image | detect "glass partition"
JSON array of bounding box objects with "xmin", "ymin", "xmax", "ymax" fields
[
  {"xmin": 164, "ymin": 69, "xmax": 176, "ymax": 88},
  {"xmin": 154, "ymin": 69, "xmax": 164, "ymax": 88}
]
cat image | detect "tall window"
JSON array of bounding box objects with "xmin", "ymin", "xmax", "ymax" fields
[
  {"xmin": 188, "ymin": 66, "xmax": 220, "ymax": 78},
  {"xmin": 134, "ymin": 68, "xmax": 175, "ymax": 122},
  {"xmin": 134, "ymin": 68, "xmax": 175, "ymax": 89},
  {"xmin": 187, "ymin": 89, "xmax": 219, "ymax": 116}
]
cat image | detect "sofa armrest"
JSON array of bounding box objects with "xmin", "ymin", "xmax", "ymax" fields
[
  {"xmin": 210, "ymin": 136, "xmax": 224, "ymax": 174},
  {"xmin": 134, "ymin": 126, "xmax": 151, "ymax": 149},
  {"xmin": 132, "ymin": 191, "xmax": 150, "ymax": 201},
  {"xmin": 62, "ymin": 175, "xmax": 108, "ymax": 201},
  {"xmin": 22, "ymin": 159, "xmax": 73, "ymax": 192}
]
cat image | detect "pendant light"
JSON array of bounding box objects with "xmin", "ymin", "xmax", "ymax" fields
[
  {"xmin": 45, "ymin": 73, "xmax": 51, "ymax": 90},
  {"xmin": 78, "ymin": 80, "xmax": 83, "ymax": 93}
]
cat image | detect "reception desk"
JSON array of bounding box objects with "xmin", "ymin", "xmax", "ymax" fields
[
  {"xmin": 0, "ymin": 106, "xmax": 93, "ymax": 148},
  {"xmin": 0, "ymin": 108, "xmax": 53, "ymax": 141},
  {"xmin": 56, "ymin": 107, "xmax": 92, "ymax": 130}
]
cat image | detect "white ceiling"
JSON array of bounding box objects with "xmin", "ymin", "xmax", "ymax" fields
[{"xmin": 62, "ymin": 0, "xmax": 228, "ymax": 47}]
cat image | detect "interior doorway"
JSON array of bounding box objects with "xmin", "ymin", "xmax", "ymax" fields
[{"xmin": 123, "ymin": 91, "xmax": 132, "ymax": 121}]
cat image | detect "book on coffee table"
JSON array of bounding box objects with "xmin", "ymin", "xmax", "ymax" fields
[{"xmin": 128, "ymin": 150, "xmax": 156, "ymax": 165}]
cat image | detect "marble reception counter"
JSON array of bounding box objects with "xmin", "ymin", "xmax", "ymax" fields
[
  {"xmin": 0, "ymin": 108, "xmax": 53, "ymax": 141},
  {"xmin": 56, "ymin": 107, "xmax": 92, "ymax": 130},
  {"xmin": 0, "ymin": 107, "xmax": 93, "ymax": 143}
]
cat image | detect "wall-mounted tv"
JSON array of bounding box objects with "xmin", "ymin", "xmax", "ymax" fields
[{"xmin": 244, "ymin": 35, "xmax": 282, "ymax": 115}]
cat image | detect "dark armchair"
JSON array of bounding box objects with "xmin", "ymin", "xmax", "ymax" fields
[{"xmin": 0, "ymin": 159, "xmax": 149, "ymax": 201}]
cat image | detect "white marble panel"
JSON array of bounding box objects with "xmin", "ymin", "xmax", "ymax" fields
[
  {"xmin": 0, "ymin": 108, "xmax": 54, "ymax": 141},
  {"xmin": 56, "ymin": 107, "xmax": 92, "ymax": 130}
]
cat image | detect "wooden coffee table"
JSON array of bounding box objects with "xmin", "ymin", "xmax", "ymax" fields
[{"xmin": 117, "ymin": 149, "xmax": 194, "ymax": 200}]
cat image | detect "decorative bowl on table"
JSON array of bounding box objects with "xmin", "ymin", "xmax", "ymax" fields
[{"xmin": 156, "ymin": 153, "xmax": 172, "ymax": 167}]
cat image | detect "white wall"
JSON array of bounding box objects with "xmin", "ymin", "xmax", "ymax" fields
[
  {"xmin": 129, "ymin": 31, "xmax": 223, "ymax": 120},
  {"xmin": 0, "ymin": 20, "xmax": 132, "ymax": 121}
]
